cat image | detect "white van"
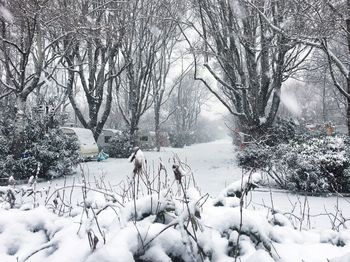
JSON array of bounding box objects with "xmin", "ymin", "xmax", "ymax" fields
[{"xmin": 61, "ymin": 127, "xmax": 99, "ymax": 160}]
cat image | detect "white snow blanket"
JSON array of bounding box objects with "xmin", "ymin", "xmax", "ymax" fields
[{"xmin": 1, "ymin": 180, "xmax": 350, "ymax": 262}]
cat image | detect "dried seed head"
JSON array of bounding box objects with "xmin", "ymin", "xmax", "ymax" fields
[{"xmin": 172, "ymin": 164, "xmax": 182, "ymax": 183}]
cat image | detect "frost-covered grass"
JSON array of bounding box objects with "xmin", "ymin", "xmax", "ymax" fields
[{"xmin": 1, "ymin": 139, "xmax": 350, "ymax": 261}]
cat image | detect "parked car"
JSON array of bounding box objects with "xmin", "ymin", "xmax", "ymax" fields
[{"xmin": 61, "ymin": 127, "xmax": 99, "ymax": 160}]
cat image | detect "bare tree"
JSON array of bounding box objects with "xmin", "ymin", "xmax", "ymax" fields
[
  {"xmin": 318, "ymin": 0, "xmax": 350, "ymax": 135},
  {"xmin": 300, "ymin": 51, "xmax": 347, "ymax": 128},
  {"xmin": 246, "ymin": 0, "xmax": 350, "ymax": 134},
  {"xmin": 150, "ymin": 11, "xmax": 193, "ymax": 151},
  {"xmin": 181, "ymin": 0, "xmax": 310, "ymax": 139},
  {"xmin": 117, "ymin": 0, "xmax": 182, "ymax": 146},
  {"xmin": 168, "ymin": 71, "xmax": 208, "ymax": 147},
  {"xmin": 56, "ymin": 0, "xmax": 127, "ymax": 141},
  {"xmin": 152, "ymin": 56, "xmax": 194, "ymax": 150}
]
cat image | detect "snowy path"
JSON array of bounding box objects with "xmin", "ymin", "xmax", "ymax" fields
[
  {"xmin": 89, "ymin": 138, "xmax": 241, "ymax": 195},
  {"xmin": 43, "ymin": 138, "xmax": 350, "ymax": 229},
  {"xmin": 43, "ymin": 139, "xmax": 241, "ymax": 196}
]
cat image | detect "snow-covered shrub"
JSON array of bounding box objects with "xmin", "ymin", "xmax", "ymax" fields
[
  {"xmin": 263, "ymin": 118, "xmax": 297, "ymax": 146},
  {"xmin": 237, "ymin": 144, "xmax": 272, "ymax": 170},
  {"xmin": 0, "ymin": 117, "xmax": 80, "ymax": 181},
  {"xmin": 239, "ymin": 133, "xmax": 350, "ymax": 193},
  {"xmin": 1, "ymin": 155, "xmax": 38, "ymax": 181},
  {"xmin": 274, "ymin": 136, "xmax": 350, "ymax": 193},
  {"xmin": 233, "ymin": 118, "xmax": 297, "ymax": 147},
  {"xmin": 169, "ymin": 131, "xmax": 194, "ymax": 148},
  {"xmin": 237, "ymin": 119, "xmax": 297, "ymax": 170},
  {"xmin": 32, "ymin": 128, "xmax": 80, "ymax": 178},
  {"xmin": 106, "ymin": 131, "xmax": 132, "ymax": 158}
]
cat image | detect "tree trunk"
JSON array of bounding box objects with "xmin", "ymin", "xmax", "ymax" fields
[
  {"xmin": 346, "ymin": 0, "xmax": 350, "ymax": 136},
  {"xmin": 154, "ymin": 107, "xmax": 161, "ymax": 151},
  {"xmin": 12, "ymin": 95, "xmax": 27, "ymax": 158},
  {"xmin": 129, "ymin": 121, "xmax": 139, "ymax": 148},
  {"xmin": 347, "ymin": 77, "xmax": 350, "ymax": 136}
]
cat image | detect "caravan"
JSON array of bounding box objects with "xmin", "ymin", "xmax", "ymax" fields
[
  {"xmin": 136, "ymin": 131, "xmax": 170, "ymax": 150},
  {"xmin": 61, "ymin": 127, "xmax": 99, "ymax": 160},
  {"xmin": 97, "ymin": 129, "xmax": 123, "ymax": 151},
  {"xmin": 96, "ymin": 128, "xmax": 171, "ymax": 154}
]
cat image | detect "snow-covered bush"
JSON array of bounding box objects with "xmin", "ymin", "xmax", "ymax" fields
[
  {"xmin": 263, "ymin": 118, "xmax": 297, "ymax": 146},
  {"xmin": 238, "ymin": 133, "xmax": 350, "ymax": 193},
  {"xmin": 237, "ymin": 144, "xmax": 273, "ymax": 170},
  {"xmin": 233, "ymin": 118, "xmax": 297, "ymax": 147},
  {"xmin": 169, "ymin": 131, "xmax": 195, "ymax": 148},
  {"xmin": 0, "ymin": 117, "xmax": 80, "ymax": 181},
  {"xmin": 237, "ymin": 119, "xmax": 297, "ymax": 169},
  {"xmin": 274, "ymin": 136, "xmax": 350, "ymax": 193},
  {"xmin": 106, "ymin": 131, "xmax": 132, "ymax": 158},
  {"xmin": 33, "ymin": 128, "xmax": 80, "ymax": 178}
]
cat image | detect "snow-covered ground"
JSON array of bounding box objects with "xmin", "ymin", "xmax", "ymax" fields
[
  {"xmin": 2, "ymin": 139, "xmax": 350, "ymax": 262},
  {"xmin": 45, "ymin": 138, "xmax": 350, "ymax": 229},
  {"xmin": 76, "ymin": 139, "xmax": 239, "ymax": 195}
]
